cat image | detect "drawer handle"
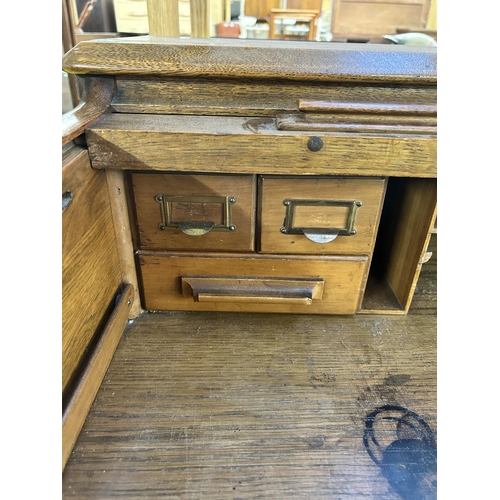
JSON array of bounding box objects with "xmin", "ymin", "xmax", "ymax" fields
[
  {"xmin": 281, "ymin": 198, "xmax": 362, "ymax": 243},
  {"xmin": 155, "ymin": 194, "xmax": 237, "ymax": 235},
  {"xmin": 181, "ymin": 276, "xmax": 324, "ymax": 305}
]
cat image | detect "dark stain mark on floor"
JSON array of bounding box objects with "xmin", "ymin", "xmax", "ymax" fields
[
  {"xmin": 310, "ymin": 373, "xmax": 336, "ymax": 388},
  {"xmin": 306, "ymin": 436, "xmax": 326, "ymax": 449},
  {"xmin": 384, "ymin": 374, "xmax": 412, "ymax": 386},
  {"xmin": 363, "ymin": 405, "xmax": 437, "ymax": 500}
]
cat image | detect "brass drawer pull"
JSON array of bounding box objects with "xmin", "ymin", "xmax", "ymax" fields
[
  {"xmin": 181, "ymin": 276, "xmax": 324, "ymax": 304},
  {"xmin": 155, "ymin": 194, "xmax": 236, "ymax": 236},
  {"xmin": 281, "ymin": 198, "xmax": 362, "ymax": 243}
]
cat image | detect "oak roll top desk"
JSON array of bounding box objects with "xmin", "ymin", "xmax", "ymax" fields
[{"xmin": 62, "ymin": 37, "xmax": 436, "ymax": 467}]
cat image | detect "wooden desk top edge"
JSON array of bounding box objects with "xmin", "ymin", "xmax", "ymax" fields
[{"xmin": 62, "ymin": 36, "xmax": 437, "ymax": 84}]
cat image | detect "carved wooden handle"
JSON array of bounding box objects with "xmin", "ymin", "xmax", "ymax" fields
[{"xmin": 181, "ymin": 276, "xmax": 324, "ymax": 305}]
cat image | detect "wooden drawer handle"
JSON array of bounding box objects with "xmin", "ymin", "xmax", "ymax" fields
[{"xmin": 181, "ymin": 276, "xmax": 324, "ymax": 305}]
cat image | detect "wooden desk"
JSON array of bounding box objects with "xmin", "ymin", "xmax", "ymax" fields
[
  {"xmin": 63, "ymin": 37, "xmax": 436, "ymax": 317},
  {"xmin": 62, "ymin": 38, "xmax": 436, "ymax": 466}
]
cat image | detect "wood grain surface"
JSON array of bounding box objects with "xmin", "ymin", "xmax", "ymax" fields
[
  {"xmin": 62, "ymin": 146, "xmax": 122, "ymax": 394},
  {"xmin": 372, "ymin": 177, "xmax": 437, "ymax": 312},
  {"xmin": 86, "ymin": 114, "xmax": 437, "ymax": 178},
  {"xmin": 276, "ymin": 115, "xmax": 437, "ymax": 135},
  {"xmin": 259, "ymin": 176, "xmax": 386, "ymax": 255},
  {"xmin": 62, "ymin": 76, "xmax": 115, "ymax": 146},
  {"xmin": 298, "ymin": 100, "xmax": 436, "ymax": 116},
  {"xmin": 146, "ymin": 0, "xmax": 179, "ymax": 36},
  {"xmin": 132, "ymin": 173, "xmax": 256, "ymax": 252},
  {"xmin": 111, "ymin": 76, "xmax": 437, "ymax": 117},
  {"xmin": 62, "ymin": 264, "xmax": 437, "ymax": 499},
  {"xmin": 106, "ymin": 170, "xmax": 142, "ymax": 318},
  {"xmin": 138, "ymin": 252, "xmax": 369, "ymax": 314},
  {"xmin": 63, "ymin": 285, "xmax": 134, "ymax": 471},
  {"xmin": 189, "ymin": 0, "xmax": 210, "ymax": 38},
  {"xmin": 62, "ymin": 36, "xmax": 437, "ymax": 84}
]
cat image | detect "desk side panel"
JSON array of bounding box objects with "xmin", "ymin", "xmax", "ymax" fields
[{"xmin": 62, "ymin": 145, "xmax": 122, "ymax": 395}]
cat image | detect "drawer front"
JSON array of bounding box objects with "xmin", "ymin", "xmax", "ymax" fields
[
  {"xmin": 138, "ymin": 252, "xmax": 369, "ymax": 314},
  {"xmin": 132, "ymin": 173, "xmax": 256, "ymax": 252},
  {"xmin": 259, "ymin": 176, "xmax": 386, "ymax": 255}
]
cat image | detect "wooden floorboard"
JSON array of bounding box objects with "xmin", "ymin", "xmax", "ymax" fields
[{"xmin": 62, "ymin": 248, "xmax": 437, "ymax": 499}]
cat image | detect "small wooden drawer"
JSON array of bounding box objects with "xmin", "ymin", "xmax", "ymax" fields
[
  {"xmin": 259, "ymin": 176, "xmax": 386, "ymax": 255},
  {"xmin": 138, "ymin": 252, "xmax": 369, "ymax": 314},
  {"xmin": 132, "ymin": 173, "xmax": 256, "ymax": 252}
]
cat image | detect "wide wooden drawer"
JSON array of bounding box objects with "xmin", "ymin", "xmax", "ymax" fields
[
  {"xmin": 132, "ymin": 173, "xmax": 256, "ymax": 252},
  {"xmin": 259, "ymin": 176, "xmax": 386, "ymax": 254},
  {"xmin": 138, "ymin": 252, "xmax": 369, "ymax": 314}
]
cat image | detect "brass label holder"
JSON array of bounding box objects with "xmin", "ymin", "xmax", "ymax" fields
[
  {"xmin": 155, "ymin": 194, "xmax": 236, "ymax": 236},
  {"xmin": 281, "ymin": 198, "xmax": 362, "ymax": 243}
]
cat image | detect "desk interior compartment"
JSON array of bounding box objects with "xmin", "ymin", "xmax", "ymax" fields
[{"xmin": 361, "ymin": 177, "xmax": 437, "ymax": 314}]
